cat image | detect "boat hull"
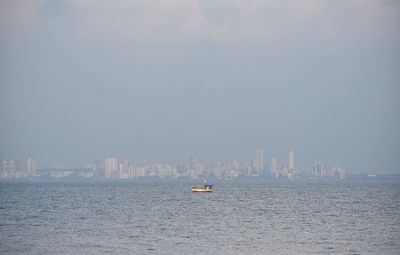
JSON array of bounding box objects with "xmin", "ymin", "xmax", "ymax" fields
[{"xmin": 192, "ymin": 188, "xmax": 213, "ymax": 192}]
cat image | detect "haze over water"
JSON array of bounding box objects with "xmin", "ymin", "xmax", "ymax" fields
[
  {"xmin": 1, "ymin": 181, "xmax": 399, "ymax": 255},
  {"xmin": 1, "ymin": 0, "xmax": 400, "ymax": 172}
]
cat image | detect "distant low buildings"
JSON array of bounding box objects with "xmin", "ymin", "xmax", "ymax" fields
[
  {"xmin": 1, "ymin": 158, "xmax": 37, "ymax": 179},
  {"xmin": 330, "ymin": 166, "xmax": 347, "ymax": 179}
]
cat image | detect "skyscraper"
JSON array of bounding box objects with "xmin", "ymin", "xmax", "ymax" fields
[
  {"xmin": 26, "ymin": 158, "xmax": 34, "ymax": 176},
  {"xmin": 27, "ymin": 158, "xmax": 32, "ymax": 176},
  {"xmin": 1, "ymin": 160, "xmax": 15, "ymax": 178},
  {"xmin": 288, "ymin": 150, "xmax": 294, "ymax": 170},
  {"xmin": 270, "ymin": 157, "xmax": 278, "ymax": 177},
  {"xmin": 30, "ymin": 159, "xmax": 38, "ymax": 176},
  {"xmin": 190, "ymin": 152, "xmax": 198, "ymax": 171},
  {"xmin": 256, "ymin": 149, "xmax": 264, "ymax": 175},
  {"xmin": 313, "ymin": 161, "xmax": 325, "ymax": 177},
  {"xmin": 105, "ymin": 158, "xmax": 118, "ymax": 178}
]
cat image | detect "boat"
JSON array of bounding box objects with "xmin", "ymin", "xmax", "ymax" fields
[{"xmin": 192, "ymin": 184, "xmax": 213, "ymax": 192}]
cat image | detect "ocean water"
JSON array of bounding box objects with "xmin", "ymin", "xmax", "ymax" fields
[{"xmin": 0, "ymin": 181, "xmax": 399, "ymax": 255}]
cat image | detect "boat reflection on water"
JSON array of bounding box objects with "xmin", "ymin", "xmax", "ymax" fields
[{"xmin": 191, "ymin": 184, "xmax": 213, "ymax": 192}]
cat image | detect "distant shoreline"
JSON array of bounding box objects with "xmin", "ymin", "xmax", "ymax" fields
[{"xmin": 1, "ymin": 174, "xmax": 400, "ymax": 185}]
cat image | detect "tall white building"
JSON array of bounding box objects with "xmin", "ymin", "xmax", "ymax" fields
[
  {"xmin": 313, "ymin": 161, "xmax": 325, "ymax": 177},
  {"xmin": 256, "ymin": 149, "xmax": 264, "ymax": 175},
  {"xmin": 288, "ymin": 150, "xmax": 294, "ymax": 170},
  {"xmin": 105, "ymin": 158, "xmax": 118, "ymax": 178},
  {"xmin": 270, "ymin": 157, "xmax": 278, "ymax": 177},
  {"xmin": 190, "ymin": 152, "xmax": 198, "ymax": 171},
  {"xmin": 27, "ymin": 158, "xmax": 38, "ymax": 176}
]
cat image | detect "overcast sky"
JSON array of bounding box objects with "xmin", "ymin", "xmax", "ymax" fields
[{"xmin": 1, "ymin": 0, "xmax": 399, "ymax": 172}]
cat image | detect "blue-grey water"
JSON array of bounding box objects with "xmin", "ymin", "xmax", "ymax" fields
[{"xmin": 1, "ymin": 182, "xmax": 399, "ymax": 255}]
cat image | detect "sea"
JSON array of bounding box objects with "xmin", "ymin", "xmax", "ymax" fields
[{"xmin": 0, "ymin": 181, "xmax": 399, "ymax": 255}]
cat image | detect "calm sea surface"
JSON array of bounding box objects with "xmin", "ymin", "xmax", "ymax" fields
[{"xmin": 0, "ymin": 181, "xmax": 399, "ymax": 255}]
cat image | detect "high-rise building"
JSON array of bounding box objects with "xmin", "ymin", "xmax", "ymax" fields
[
  {"xmin": 287, "ymin": 150, "xmax": 297, "ymax": 179},
  {"xmin": 271, "ymin": 158, "xmax": 277, "ymax": 171},
  {"xmin": 27, "ymin": 158, "xmax": 32, "ymax": 175},
  {"xmin": 0, "ymin": 158, "xmax": 37, "ymax": 178},
  {"xmin": 119, "ymin": 159, "xmax": 129, "ymax": 179},
  {"xmin": 26, "ymin": 158, "xmax": 37, "ymax": 176},
  {"xmin": 30, "ymin": 159, "xmax": 38, "ymax": 176},
  {"xmin": 313, "ymin": 161, "xmax": 325, "ymax": 177},
  {"xmin": 105, "ymin": 158, "xmax": 118, "ymax": 178},
  {"xmin": 256, "ymin": 149, "xmax": 264, "ymax": 175},
  {"xmin": 288, "ymin": 150, "xmax": 294, "ymax": 170},
  {"xmin": 212, "ymin": 161, "xmax": 222, "ymax": 178},
  {"xmin": 242, "ymin": 160, "xmax": 253, "ymax": 176},
  {"xmin": 190, "ymin": 152, "xmax": 198, "ymax": 171},
  {"xmin": 270, "ymin": 157, "xmax": 278, "ymax": 177},
  {"xmin": 1, "ymin": 160, "xmax": 15, "ymax": 178}
]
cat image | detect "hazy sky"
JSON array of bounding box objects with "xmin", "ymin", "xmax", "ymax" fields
[{"xmin": 1, "ymin": 0, "xmax": 399, "ymax": 172}]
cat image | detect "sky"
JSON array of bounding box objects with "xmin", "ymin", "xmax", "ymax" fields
[{"xmin": 0, "ymin": 0, "xmax": 399, "ymax": 172}]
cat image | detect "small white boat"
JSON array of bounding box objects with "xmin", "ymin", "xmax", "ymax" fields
[{"xmin": 192, "ymin": 184, "xmax": 213, "ymax": 192}]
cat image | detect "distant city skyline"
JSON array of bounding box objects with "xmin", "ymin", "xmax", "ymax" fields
[
  {"xmin": 0, "ymin": 148, "xmax": 395, "ymax": 177},
  {"xmin": 0, "ymin": 146, "xmax": 395, "ymax": 174},
  {"xmin": 1, "ymin": 149, "xmax": 352, "ymax": 180}
]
